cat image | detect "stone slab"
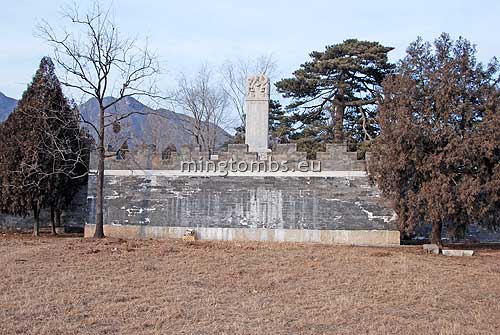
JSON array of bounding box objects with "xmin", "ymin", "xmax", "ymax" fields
[
  {"xmin": 442, "ymin": 249, "xmax": 474, "ymax": 257},
  {"xmin": 245, "ymin": 75, "xmax": 269, "ymax": 153}
]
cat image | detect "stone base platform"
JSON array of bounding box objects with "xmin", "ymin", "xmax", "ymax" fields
[{"xmin": 84, "ymin": 224, "xmax": 400, "ymax": 247}]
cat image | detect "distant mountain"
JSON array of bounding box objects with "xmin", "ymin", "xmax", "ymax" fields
[
  {"xmin": 0, "ymin": 92, "xmax": 17, "ymax": 122},
  {"xmin": 0, "ymin": 93, "xmax": 228, "ymax": 150},
  {"xmin": 78, "ymin": 96, "xmax": 232, "ymax": 151}
]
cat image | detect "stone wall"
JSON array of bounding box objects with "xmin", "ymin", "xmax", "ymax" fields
[
  {"xmin": 86, "ymin": 174, "xmax": 396, "ymax": 231},
  {"xmin": 86, "ymin": 143, "xmax": 401, "ymax": 246},
  {"xmin": 0, "ymin": 185, "xmax": 88, "ymax": 233}
]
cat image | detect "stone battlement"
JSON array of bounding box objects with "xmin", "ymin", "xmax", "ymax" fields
[{"xmin": 90, "ymin": 143, "xmax": 367, "ymax": 172}]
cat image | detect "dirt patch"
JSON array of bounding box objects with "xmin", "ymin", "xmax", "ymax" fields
[{"xmin": 1, "ymin": 234, "xmax": 499, "ymax": 334}]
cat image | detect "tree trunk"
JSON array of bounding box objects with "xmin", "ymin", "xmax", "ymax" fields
[
  {"xmin": 333, "ymin": 104, "xmax": 344, "ymax": 144},
  {"xmin": 94, "ymin": 104, "xmax": 106, "ymax": 238},
  {"xmin": 50, "ymin": 207, "xmax": 57, "ymax": 235},
  {"xmin": 55, "ymin": 208, "xmax": 61, "ymax": 228},
  {"xmin": 431, "ymin": 220, "xmax": 443, "ymax": 247},
  {"xmin": 33, "ymin": 203, "xmax": 40, "ymax": 237}
]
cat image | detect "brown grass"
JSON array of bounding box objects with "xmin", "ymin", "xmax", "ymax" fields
[{"xmin": 1, "ymin": 233, "xmax": 500, "ymax": 335}]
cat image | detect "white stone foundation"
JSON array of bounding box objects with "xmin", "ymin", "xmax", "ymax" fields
[{"xmin": 84, "ymin": 224, "xmax": 400, "ymax": 247}]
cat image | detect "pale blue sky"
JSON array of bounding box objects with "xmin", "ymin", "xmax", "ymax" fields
[{"xmin": 1, "ymin": 0, "xmax": 499, "ymax": 100}]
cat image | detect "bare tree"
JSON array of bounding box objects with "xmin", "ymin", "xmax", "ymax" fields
[
  {"xmin": 175, "ymin": 65, "xmax": 231, "ymax": 154},
  {"xmin": 221, "ymin": 55, "xmax": 277, "ymax": 126},
  {"xmin": 38, "ymin": 2, "xmax": 163, "ymax": 238}
]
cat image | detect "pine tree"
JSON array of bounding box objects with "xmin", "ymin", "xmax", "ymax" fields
[
  {"xmin": 268, "ymin": 100, "xmax": 293, "ymax": 146},
  {"xmin": 276, "ymin": 39, "xmax": 394, "ymax": 145}
]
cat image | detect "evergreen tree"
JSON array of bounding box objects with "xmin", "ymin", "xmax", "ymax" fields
[
  {"xmin": 370, "ymin": 34, "xmax": 500, "ymax": 245},
  {"xmin": 268, "ymin": 100, "xmax": 293, "ymax": 146},
  {"xmin": 231, "ymin": 124, "xmax": 246, "ymax": 145},
  {"xmin": 289, "ymin": 119, "xmax": 330, "ymax": 159},
  {"xmin": 0, "ymin": 57, "xmax": 87, "ymax": 236},
  {"xmin": 276, "ymin": 39, "xmax": 394, "ymax": 145},
  {"xmin": 0, "ymin": 121, "xmax": 28, "ymax": 217}
]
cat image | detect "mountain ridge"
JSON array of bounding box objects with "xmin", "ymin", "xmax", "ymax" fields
[
  {"xmin": 0, "ymin": 92, "xmax": 17, "ymax": 122},
  {"xmin": 0, "ymin": 92, "xmax": 231, "ymax": 150},
  {"xmin": 78, "ymin": 96, "xmax": 231, "ymax": 151}
]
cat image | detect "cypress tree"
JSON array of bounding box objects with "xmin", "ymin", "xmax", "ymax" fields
[
  {"xmin": 370, "ymin": 34, "xmax": 500, "ymax": 245},
  {"xmin": 0, "ymin": 57, "xmax": 87, "ymax": 236}
]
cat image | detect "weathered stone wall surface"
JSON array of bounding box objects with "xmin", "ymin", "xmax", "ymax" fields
[
  {"xmin": 0, "ymin": 185, "xmax": 88, "ymax": 232},
  {"xmin": 86, "ymin": 174, "xmax": 397, "ymax": 232}
]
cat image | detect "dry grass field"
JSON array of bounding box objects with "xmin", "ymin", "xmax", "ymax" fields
[{"xmin": 1, "ymin": 234, "xmax": 500, "ymax": 335}]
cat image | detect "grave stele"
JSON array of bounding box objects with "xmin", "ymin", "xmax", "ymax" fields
[{"xmin": 245, "ymin": 74, "xmax": 270, "ymax": 154}]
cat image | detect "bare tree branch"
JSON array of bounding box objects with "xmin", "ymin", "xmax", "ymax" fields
[
  {"xmin": 37, "ymin": 1, "xmax": 165, "ymax": 238},
  {"xmin": 221, "ymin": 55, "xmax": 277, "ymax": 126}
]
